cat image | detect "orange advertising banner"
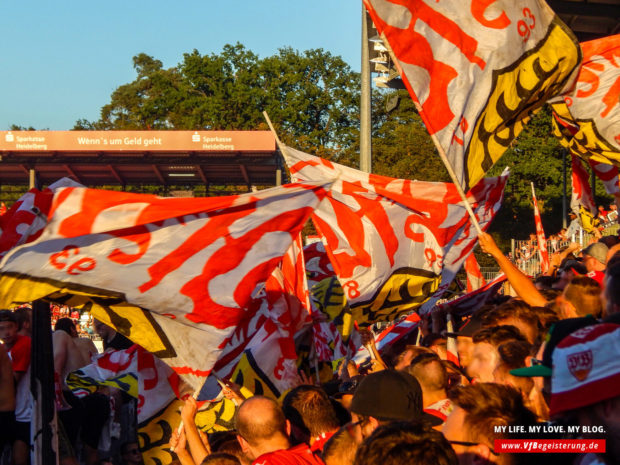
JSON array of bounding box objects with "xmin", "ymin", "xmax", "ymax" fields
[{"xmin": 0, "ymin": 130, "xmax": 275, "ymax": 152}]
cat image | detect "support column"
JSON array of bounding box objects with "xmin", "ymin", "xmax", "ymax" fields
[{"xmin": 360, "ymin": 6, "xmax": 372, "ymax": 173}]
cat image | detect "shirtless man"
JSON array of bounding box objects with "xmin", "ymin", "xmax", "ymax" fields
[{"xmin": 54, "ymin": 317, "xmax": 95, "ymax": 386}]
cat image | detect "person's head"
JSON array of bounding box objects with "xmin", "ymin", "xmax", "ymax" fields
[
  {"xmin": 407, "ymin": 353, "xmax": 448, "ymax": 407},
  {"xmin": 350, "ymin": 370, "xmax": 441, "ymax": 439},
  {"xmin": 392, "ymin": 345, "xmax": 434, "ymax": 371},
  {"xmin": 423, "ymin": 334, "xmax": 448, "ymax": 360},
  {"xmin": 354, "ymin": 421, "xmax": 458, "ymax": 465},
  {"xmin": 443, "ymin": 384, "xmax": 537, "ymax": 465},
  {"xmin": 468, "ymin": 326, "xmax": 526, "ymax": 383},
  {"xmin": 581, "ymin": 242, "xmax": 608, "ymax": 272},
  {"xmin": 0, "ymin": 310, "xmax": 19, "ymax": 348},
  {"xmin": 604, "ymin": 263, "xmax": 620, "ymax": 317},
  {"xmin": 234, "ymin": 396, "xmax": 290, "ymax": 460},
  {"xmin": 200, "ymin": 453, "xmax": 241, "ymax": 465},
  {"xmin": 481, "ymin": 300, "xmax": 539, "ymax": 345},
  {"xmin": 282, "ymin": 385, "xmax": 339, "ymax": 444},
  {"xmin": 446, "ymin": 313, "xmax": 487, "ymax": 370},
  {"xmin": 492, "ymin": 340, "xmax": 534, "ymax": 397},
  {"xmin": 13, "ymin": 307, "xmax": 32, "ymax": 336},
  {"xmin": 55, "ymin": 317, "xmax": 78, "ymax": 337},
  {"xmin": 323, "ymin": 424, "xmax": 361, "ymax": 465},
  {"xmin": 120, "ymin": 442, "xmax": 143, "ymax": 465},
  {"xmin": 558, "ymin": 276, "xmax": 603, "ymax": 319},
  {"xmin": 93, "ymin": 319, "xmax": 116, "ymax": 342}
]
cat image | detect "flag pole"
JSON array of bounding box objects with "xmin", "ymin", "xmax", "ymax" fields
[
  {"xmin": 412, "ymin": 103, "xmax": 483, "ymax": 235},
  {"xmin": 263, "ymin": 112, "xmax": 288, "ymax": 157}
]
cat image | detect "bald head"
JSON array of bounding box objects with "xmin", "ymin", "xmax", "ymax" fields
[{"xmin": 234, "ymin": 396, "xmax": 288, "ymax": 447}]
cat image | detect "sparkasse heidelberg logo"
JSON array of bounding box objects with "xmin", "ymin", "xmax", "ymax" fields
[{"xmin": 567, "ymin": 350, "xmax": 593, "ymax": 382}]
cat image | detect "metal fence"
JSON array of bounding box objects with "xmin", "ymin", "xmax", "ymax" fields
[{"xmin": 510, "ymin": 224, "xmax": 619, "ymax": 277}]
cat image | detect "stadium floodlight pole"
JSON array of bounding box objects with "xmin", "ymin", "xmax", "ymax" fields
[{"xmin": 360, "ymin": 6, "xmax": 372, "ymax": 173}]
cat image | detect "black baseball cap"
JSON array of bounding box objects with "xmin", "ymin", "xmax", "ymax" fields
[{"xmin": 350, "ymin": 370, "xmax": 442, "ymax": 426}]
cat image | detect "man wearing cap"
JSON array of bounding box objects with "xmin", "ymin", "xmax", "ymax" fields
[
  {"xmin": 349, "ymin": 369, "xmax": 442, "ymax": 440},
  {"xmin": 581, "ymin": 242, "xmax": 609, "ymax": 287},
  {"xmin": 549, "ymin": 323, "xmax": 620, "ymax": 464}
]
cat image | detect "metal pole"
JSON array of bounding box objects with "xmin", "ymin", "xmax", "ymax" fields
[
  {"xmin": 562, "ymin": 149, "xmax": 567, "ymax": 228},
  {"xmin": 31, "ymin": 300, "xmax": 59, "ymax": 465},
  {"xmin": 29, "ymin": 168, "xmax": 37, "ymax": 190},
  {"xmin": 360, "ymin": 6, "xmax": 372, "ymax": 173}
]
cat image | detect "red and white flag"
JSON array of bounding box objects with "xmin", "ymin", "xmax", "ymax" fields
[
  {"xmin": 284, "ymin": 146, "xmax": 508, "ymax": 323},
  {"xmin": 551, "ymin": 35, "xmax": 620, "ymax": 165},
  {"xmin": 0, "ymin": 182, "xmax": 329, "ymax": 390},
  {"xmin": 571, "ymin": 155, "xmax": 596, "ymax": 214},
  {"xmin": 0, "ymin": 178, "xmax": 82, "ymax": 259},
  {"xmin": 588, "ymin": 159, "xmax": 620, "ymax": 197},
  {"xmin": 531, "ymin": 183, "xmax": 550, "ymax": 273},
  {"xmin": 464, "ymin": 253, "xmax": 485, "ymax": 293},
  {"xmin": 353, "ymin": 312, "xmax": 421, "ymax": 365},
  {"xmin": 363, "ymin": 0, "xmax": 580, "ymax": 189}
]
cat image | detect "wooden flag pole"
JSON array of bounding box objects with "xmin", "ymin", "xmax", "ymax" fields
[
  {"xmin": 412, "ymin": 103, "xmax": 483, "ymax": 235},
  {"xmin": 263, "ymin": 112, "xmax": 288, "ymax": 157}
]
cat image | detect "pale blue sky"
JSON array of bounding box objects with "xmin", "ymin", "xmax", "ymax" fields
[{"xmin": 0, "ymin": 1, "xmax": 361, "ymax": 130}]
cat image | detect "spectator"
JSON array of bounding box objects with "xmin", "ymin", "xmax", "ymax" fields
[
  {"xmin": 0, "ymin": 342, "xmax": 15, "ymax": 454},
  {"xmin": 581, "ymin": 242, "xmax": 608, "ymax": 275},
  {"xmin": 480, "ymin": 300, "xmax": 540, "ymax": 345},
  {"xmin": 445, "ymin": 312, "xmax": 487, "ymax": 370},
  {"xmin": 282, "ymin": 385, "xmax": 340, "ymax": 453},
  {"xmin": 322, "ymin": 424, "xmax": 360, "ymax": 465},
  {"xmin": 468, "ymin": 326, "xmax": 527, "ymax": 383},
  {"xmin": 14, "ymin": 307, "xmax": 32, "ymax": 337},
  {"xmin": 354, "ymin": 421, "xmax": 458, "ymax": 465},
  {"xmin": 120, "ymin": 441, "xmax": 144, "ymax": 465},
  {"xmin": 549, "ymin": 323, "xmax": 620, "ymax": 464},
  {"xmin": 234, "ymin": 396, "xmax": 322, "ymax": 465},
  {"xmin": 556, "ymin": 276, "xmax": 603, "ymax": 319},
  {"xmin": 202, "ymin": 454, "xmax": 242, "ymax": 465},
  {"xmin": 0, "ymin": 310, "xmax": 31, "ymax": 465},
  {"xmin": 443, "ymin": 383, "xmax": 538, "ymax": 465},
  {"xmin": 407, "ymin": 353, "xmax": 453, "ymax": 424},
  {"xmin": 603, "ymin": 263, "xmax": 620, "ymax": 317},
  {"xmin": 349, "ymin": 370, "xmax": 442, "ymax": 440}
]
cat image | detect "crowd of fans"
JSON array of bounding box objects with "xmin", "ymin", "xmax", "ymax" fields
[{"xmin": 0, "ymin": 227, "xmax": 619, "ymax": 465}]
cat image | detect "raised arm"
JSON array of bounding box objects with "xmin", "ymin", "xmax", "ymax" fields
[{"xmin": 478, "ymin": 232, "xmax": 548, "ymax": 307}]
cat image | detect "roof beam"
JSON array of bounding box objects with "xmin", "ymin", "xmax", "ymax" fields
[
  {"xmin": 63, "ymin": 164, "xmax": 83, "ymax": 184},
  {"xmin": 239, "ymin": 164, "xmax": 250, "ymax": 186},
  {"xmin": 151, "ymin": 164, "xmax": 166, "ymax": 184},
  {"xmin": 547, "ymin": 1, "xmax": 620, "ymax": 18},
  {"xmin": 107, "ymin": 164, "xmax": 124, "ymax": 184},
  {"xmin": 196, "ymin": 165, "xmax": 208, "ymax": 184}
]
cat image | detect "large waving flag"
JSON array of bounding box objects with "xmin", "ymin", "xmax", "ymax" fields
[
  {"xmin": 464, "ymin": 253, "xmax": 485, "ymax": 293},
  {"xmin": 551, "ymin": 35, "xmax": 620, "ymax": 165},
  {"xmin": 363, "ymin": 0, "xmax": 581, "ymax": 189},
  {"xmin": 588, "ymin": 159, "xmax": 620, "ymax": 199},
  {"xmin": 0, "ymin": 182, "xmax": 329, "ymax": 390},
  {"xmin": 531, "ymin": 183, "xmax": 550, "ymax": 273},
  {"xmin": 284, "ymin": 146, "xmax": 508, "ymax": 322},
  {"xmin": 571, "ymin": 154, "xmax": 596, "ymax": 214}
]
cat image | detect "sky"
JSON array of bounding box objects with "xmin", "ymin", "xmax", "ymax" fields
[{"xmin": 0, "ymin": 1, "xmax": 361, "ymax": 130}]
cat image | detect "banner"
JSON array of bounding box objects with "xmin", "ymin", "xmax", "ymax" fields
[
  {"xmin": 531, "ymin": 183, "xmax": 550, "ymax": 273},
  {"xmin": 550, "ymin": 34, "xmax": 620, "ymax": 165},
  {"xmin": 0, "ymin": 182, "xmax": 328, "ymax": 390},
  {"xmin": 363, "ymin": 0, "xmax": 581, "ymax": 189},
  {"xmin": 284, "ymin": 146, "xmax": 508, "ymax": 322},
  {"xmin": 436, "ymin": 273, "xmax": 507, "ymax": 316}
]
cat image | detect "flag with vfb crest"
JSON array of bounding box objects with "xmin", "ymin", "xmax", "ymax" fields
[
  {"xmin": 0, "ymin": 182, "xmax": 329, "ymax": 390},
  {"xmin": 363, "ymin": 0, "xmax": 581, "ymax": 189},
  {"xmin": 284, "ymin": 146, "xmax": 509, "ymax": 323},
  {"xmin": 551, "ymin": 34, "xmax": 620, "ymax": 165}
]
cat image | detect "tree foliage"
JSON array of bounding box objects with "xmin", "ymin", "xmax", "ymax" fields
[
  {"xmin": 73, "ymin": 44, "xmax": 609, "ymax": 249},
  {"xmin": 76, "ymin": 44, "xmax": 360, "ymax": 156}
]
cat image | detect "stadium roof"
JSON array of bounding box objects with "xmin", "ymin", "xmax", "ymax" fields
[
  {"xmin": 0, "ymin": 130, "xmax": 283, "ymax": 188},
  {"xmin": 548, "ymin": 0, "xmax": 620, "ymax": 41}
]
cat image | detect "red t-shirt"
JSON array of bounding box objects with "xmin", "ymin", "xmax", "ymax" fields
[
  {"xmin": 253, "ymin": 444, "xmax": 324, "ymax": 465},
  {"xmin": 9, "ymin": 334, "xmax": 31, "ymax": 373}
]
